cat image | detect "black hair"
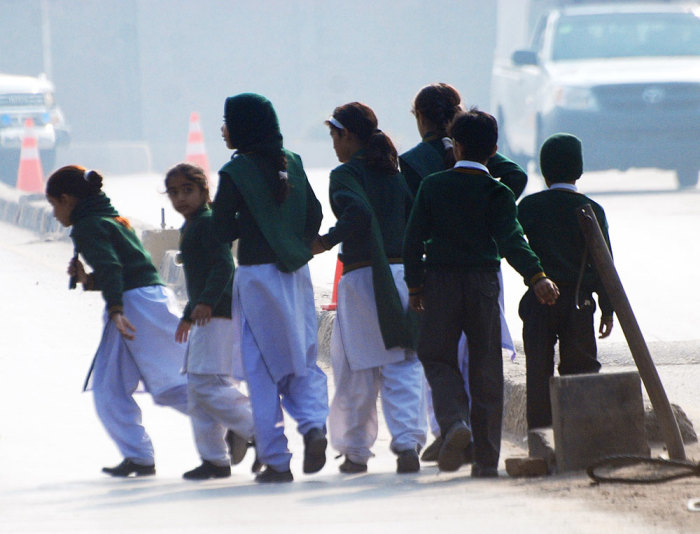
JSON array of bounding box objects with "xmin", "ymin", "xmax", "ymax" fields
[
  {"xmin": 448, "ymin": 108, "xmax": 498, "ymax": 164},
  {"xmin": 165, "ymin": 162, "xmax": 211, "ymax": 203},
  {"xmin": 413, "ymin": 83, "xmax": 462, "ymax": 169},
  {"xmin": 46, "ymin": 165, "xmax": 103, "ymax": 199},
  {"xmin": 329, "ymin": 102, "xmax": 399, "ymax": 175}
]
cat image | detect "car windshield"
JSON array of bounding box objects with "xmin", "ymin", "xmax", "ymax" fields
[{"xmin": 552, "ymin": 12, "xmax": 700, "ymax": 60}]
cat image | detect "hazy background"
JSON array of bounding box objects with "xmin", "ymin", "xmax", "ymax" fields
[{"xmin": 0, "ymin": 0, "xmax": 523, "ymax": 174}]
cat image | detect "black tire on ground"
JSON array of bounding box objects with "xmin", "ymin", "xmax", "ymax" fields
[{"xmin": 676, "ymin": 165, "xmax": 699, "ymax": 189}]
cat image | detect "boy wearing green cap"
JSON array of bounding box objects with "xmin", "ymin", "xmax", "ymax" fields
[{"xmin": 517, "ymin": 133, "xmax": 615, "ymax": 430}]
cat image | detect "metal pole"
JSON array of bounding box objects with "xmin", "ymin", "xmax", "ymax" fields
[{"xmin": 576, "ymin": 204, "xmax": 685, "ymax": 460}]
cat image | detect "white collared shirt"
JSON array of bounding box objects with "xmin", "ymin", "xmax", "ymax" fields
[
  {"xmin": 453, "ymin": 160, "xmax": 489, "ymax": 173},
  {"xmin": 548, "ymin": 182, "xmax": 578, "ymax": 192}
]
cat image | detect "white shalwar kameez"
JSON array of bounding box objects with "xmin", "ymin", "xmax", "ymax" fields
[
  {"xmin": 184, "ymin": 318, "xmax": 254, "ymax": 466},
  {"xmin": 425, "ymin": 269, "xmax": 516, "ymax": 436},
  {"xmin": 232, "ymin": 263, "xmax": 329, "ymax": 472},
  {"xmin": 329, "ymin": 264, "xmax": 427, "ymax": 465},
  {"xmin": 87, "ymin": 285, "xmax": 188, "ymax": 465}
]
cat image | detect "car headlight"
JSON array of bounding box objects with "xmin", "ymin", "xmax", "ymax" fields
[{"xmin": 552, "ymin": 86, "xmax": 597, "ymax": 111}]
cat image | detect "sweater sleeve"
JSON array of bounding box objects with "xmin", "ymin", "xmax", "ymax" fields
[
  {"xmin": 402, "ymin": 184, "xmax": 430, "ymax": 289},
  {"xmin": 399, "ymin": 157, "xmax": 423, "ymax": 198},
  {"xmin": 487, "ymin": 152, "xmax": 528, "ymax": 200},
  {"xmin": 72, "ymin": 221, "xmax": 125, "ymax": 313},
  {"xmin": 197, "ymin": 219, "xmax": 234, "ymax": 310},
  {"xmin": 320, "ymin": 170, "xmax": 371, "ymax": 249},
  {"xmin": 211, "ymin": 171, "xmax": 242, "ymax": 245},
  {"xmin": 304, "ymin": 178, "xmax": 323, "ymax": 244}
]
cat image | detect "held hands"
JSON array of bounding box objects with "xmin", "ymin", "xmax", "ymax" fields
[
  {"xmin": 599, "ymin": 315, "xmax": 614, "ymax": 339},
  {"xmin": 310, "ymin": 236, "xmax": 327, "ymax": 256},
  {"xmin": 534, "ymin": 277, "xmax": 560, "ymax": 306},
  {"xmin": 111, "ymin": 313, "xmax": 136, "ymax": 340},
  {"xmin": 175, "ymin": 320, "xmax": 192, "ymax": 343}
]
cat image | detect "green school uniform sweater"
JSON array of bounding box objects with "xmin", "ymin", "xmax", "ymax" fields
[
  {"xmin": 179, "ymin": 205, "xmax": 234, "ymax": 321},
  {"xmin": 517, "ymin": 188, "xmax": 613, "ymax": 316},
  {"xmin": 70, "ymin": 193, "xmax": 162, "ymax": 315},
  {"xmin": 403, "ymin": 167, "xmax": 543, "ymax": 290},
  {"xmin": 212, "ymin": 149, "xmax": 322, "ymax": 272},
  {"xmin": 399, "ymin": 134, "xmax": 528, "ymax": 199}
]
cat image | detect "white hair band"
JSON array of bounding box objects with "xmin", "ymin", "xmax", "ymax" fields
[
  {"xmin": 442, "ymin": 137, "xmax": 454, "ymax": 150},
  {"xmin": 327, "ymin": 116, "xmax": 345, "ymax": 130}
]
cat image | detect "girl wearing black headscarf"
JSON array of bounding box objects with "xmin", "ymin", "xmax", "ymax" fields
[{"xmin": 212, "ymin": 93, "xmax": 329, "ymax": 483}]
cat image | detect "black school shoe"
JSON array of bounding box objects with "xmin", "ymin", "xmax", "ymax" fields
[
  {"xmin": 302, "ymin": 428, "xmax": 327, "ymax": 474},
  {"xmin": 471, "ymin": 464, "xmax": 498, "ymax": 478},
  {"xmin": 396, "ymin": 449, "xmax": 420, "ymax": 474},
  {"xmin": 225, "ymin": 430, "xmax": 251, "ymax": 466},
  {"xmin": 255, "ymin": 466, "xmax": 294, "ymax": 483},
  {"xmin": 102, "ymin": 459, "xmax": 155, "ymax": 477},
  {"xmin": 437, "ymin": 421, "xmax": 472, "ymax": 472},
  {"xmin": 183, "ymin": 460, "xmax": 231, "ymax": 480},
  {"xmin": 339, "ymin": 456, "xmax": 368, "ymax": 474},
  {"xmin": 420, "ymin": 436, "xmax": 443, "ymax": 462}
]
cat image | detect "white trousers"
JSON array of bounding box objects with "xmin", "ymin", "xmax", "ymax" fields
[
  {"xmin": 187, "ymin": 374, "xmax": 254, "ymax": 466},
  {"xmin": 90, "ymin": 286, "xmax": 188, "ymax": 465}
]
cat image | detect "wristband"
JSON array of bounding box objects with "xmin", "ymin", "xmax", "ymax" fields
[{"xmin": 529, "ymin": 272, "xmax": 548, "ymax": 285}]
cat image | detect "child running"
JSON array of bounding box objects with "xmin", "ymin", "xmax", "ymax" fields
[
  {"xmin": 46, "ymin": 165, "xmax": 188, "ymax": 477},
  {"xmin": 212, "ymin": 93, "xmax": 329, "ymax": 483},
  {"xmin": 313, "ymin": 102, "xmax": 426, "ymax": 474},
  {"xmin": 165, "ymin": 162, "xmax": 255, "ymax": 480}
]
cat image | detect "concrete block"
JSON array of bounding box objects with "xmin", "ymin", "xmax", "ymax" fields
[
  {"xmin": 551, "ymin": 371, "xmax": 649, "ymax": 473},
  {"xmin": 528, "ymin": 427, "xmax": 556, "ymax": 474},
  {"xmin": 141, "ymin": 229, "xmax": 180, "ymax": 271},
  {"xmin": 505, "ymin": 456, "xmax": 549, "ymax": 477}
]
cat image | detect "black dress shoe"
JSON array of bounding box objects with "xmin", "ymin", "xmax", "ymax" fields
[
  {"xmin": 225, "ymin": 430, "xmax": 251, "ymax": 466},
  {"xmin": 471, "ymin": 464, "xmax": 498, "ymax": 478},
  {"xmin": 183, "ymin": 460, "xmax": 231, "ymax": 480},
  {"xmin": 420, "ymin": 436, "xmax": 443, "ymax": 462},
  {"xmin": 396, "ymin": 449, "xmax": 420, "ymax": 473},
  {"xmin": 438, "ymin": 421, "xmax": 472, "ymax": 472},
  {"xmin": 102, "ymin": 459, "xmax": 155, "ymax": 477},
  {"xmin": 255, "ymin": 466, "xmax": 293, "ymax": 483},
  {"xmin": 339, "ymin": 456, "xmax": 367, "ymax": 474},
  {"xmin": 302, "ymin": 428, "xmax": 327, "ymax": 474}
]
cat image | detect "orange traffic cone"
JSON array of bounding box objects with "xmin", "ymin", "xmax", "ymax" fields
[
  {"xmin": 16, "ymin": 118, "xmax": 44, "ymax": 193},
  {"xmin": 185, "ymin": 111, "xmax": 211, "ymax": 179},
  {"xmin": 322, "ymin": 258, "xmax": 343, "ymax": 311}
]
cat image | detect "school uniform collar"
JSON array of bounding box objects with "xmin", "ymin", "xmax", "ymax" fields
[
  {"xmin": 453, "ymin": 160, "xmax": 489, "ymax": 174},
  {"xmin": 549, "ymin": 182, "xmax": 578, "ymax": 192}
]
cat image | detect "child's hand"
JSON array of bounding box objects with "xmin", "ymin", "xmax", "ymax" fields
[
  {"xmin": 190, "ymin": 304, "xmax": 212, "ymax": 326},
  {"xmin": 534, "ymin": 278, "xmax": 559, "ymax": 306},
  {"xmin": 409, "ymin": 293, "xmax": 424, "ymax": 313},
  {"xmin": 599, "ymin": 315, "xmax": 614, "ymax": 338},
  {"xmin": 111, "ymin": 312, "xmax": 136, "ymax": 340},
  {"xmin": 175, "ymin": 320, "xmax": 192, "ymax": 343},
  {"xmin": 68, "ymin": 257, "xmax": 88, "ymax": 286},
  {"xmin": 310, "ymin": 236, "xmax": 327, "ymax": 255}
]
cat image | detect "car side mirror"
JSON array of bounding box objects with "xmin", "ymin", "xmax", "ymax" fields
[{"xmin": 512, "ymin": 50, "xmax": 539, "ymax": 66}]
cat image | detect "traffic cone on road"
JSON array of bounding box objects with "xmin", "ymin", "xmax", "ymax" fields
[
  {"xmin": 322, "ymin": 258, "xmax": 343, "ymax": 311},
  {"xmin": 185, "ymin": 111, "xmax": 211, "ymax": 180},
  {"xmin": 16, "ymin": 118, "xmax": 44, "ymax": 193}
]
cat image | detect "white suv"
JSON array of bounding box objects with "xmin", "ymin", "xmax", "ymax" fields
[{"xmin": 0, "ymin": 72, "xmax": 69, "ymax": 185}]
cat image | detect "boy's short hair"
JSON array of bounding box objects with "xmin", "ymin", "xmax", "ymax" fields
[
  {"xmin": 540, "ymin": 133, "xmax": 583, "ymax": 183},
  {"xmin": 448, "ymin": 108, "xmax": 497, "ymax": 163}
]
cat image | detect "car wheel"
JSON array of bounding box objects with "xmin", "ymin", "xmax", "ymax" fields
[{"xmin": 676, "ymin": 165, "xmax": 699, "ymax": 189}]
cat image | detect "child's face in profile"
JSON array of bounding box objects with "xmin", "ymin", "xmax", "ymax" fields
[
  {"xmin": 47, "ymin": 194, "xmax": 78, "ymax": 227},
  {"xmin": 166, "ymin": 174, "xmax": 207, "ymax": 220}
]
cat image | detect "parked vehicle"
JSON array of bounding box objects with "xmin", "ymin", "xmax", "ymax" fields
[
  {"xmin": 491, "ymin": 2, "xmax": 700, "ymax": 187},
  {"xmin": 0, "ymin": 72, "xmax": 69, "ymax": 185}
]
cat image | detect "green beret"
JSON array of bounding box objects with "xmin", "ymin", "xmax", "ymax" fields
[{"xmin": 539, "ymin": 133, "xmax": 583, "ymax": 182}]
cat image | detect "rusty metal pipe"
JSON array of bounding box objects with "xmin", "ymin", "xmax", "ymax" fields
[{"xmin": 576, "ymin": 203, "xmax": 685, "ymax": 460}]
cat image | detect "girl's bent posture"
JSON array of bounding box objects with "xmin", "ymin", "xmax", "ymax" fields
[
  {"xmin": 47, "ymin": 165, "xmax": 188, "ymax": 477},
  {"xmin": 166, "ymin": 162, "xmax": 255, "ymax": 480}
]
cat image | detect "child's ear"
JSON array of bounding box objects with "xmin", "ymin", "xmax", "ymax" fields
[{"xmin": 491, "ymin": 145, "xmax": 498, "ymax": 158}]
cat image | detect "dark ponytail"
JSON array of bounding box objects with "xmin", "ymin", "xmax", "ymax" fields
[
  {"xmin": 413, "ymin": 83, "xmax": 462, "ymax": 169},
  {"xmin": 330, "ymin": 102, "xmax": 398, "ymax": 175},
  {"xmin": 46, "ymin": 165, "xmax": 104, "ymax": 199}
]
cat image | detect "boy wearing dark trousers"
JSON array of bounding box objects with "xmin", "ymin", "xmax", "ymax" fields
[
  {"xmin": 517, "ymin": 133, "xmax": 614, "ymax": 430},
  {"xmin": 403, "ymin": 109, "xmax": 559, "ymax": 477}
]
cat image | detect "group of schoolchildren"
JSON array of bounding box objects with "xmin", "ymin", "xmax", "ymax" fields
[{"xmin": 45, "ymin": 83, "xmax": 614, "ymax": 484}]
